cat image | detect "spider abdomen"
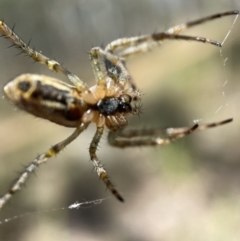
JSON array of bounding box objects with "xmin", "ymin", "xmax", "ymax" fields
[{"xmin": 4, "ymin": 74, "xmax": 88, "ymax": 127}]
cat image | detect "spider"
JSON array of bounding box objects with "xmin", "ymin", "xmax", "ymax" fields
[{"xmin": 0, "ymin": 10, "xmax": 238, "ymax": 210}]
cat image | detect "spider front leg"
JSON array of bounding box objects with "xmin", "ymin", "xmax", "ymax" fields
[
  {"xmin": 108, "ymin": 118, "xmax": 232, "ymax": 148},
  {"xmin": 0, "ymin": 20, "xmax": 87, "ymax": 91},
  {"xmin": 89, "ymin": 47, "xmax": 137, "ymax": 90},
  {"xmin": 104, "ymin": 10, "xmax": 239, "ymax": 59},
  {"xmin": 89, "ymin": 126, "xmax": 124, "ymax": 202},
  {"xmin": 166, "ymin": 10, "xmax": 239, "ymax": 34},
  {"xmin": 106, "ymin": 32, "xmax": 222, "ymax": 60},
  {"xmin": 0, "ymin": 123, "xmax": 88, "ymax": 210}
]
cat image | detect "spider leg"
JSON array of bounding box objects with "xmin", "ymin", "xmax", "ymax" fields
[
  {"xmin": 0, "ymin": 21, "xmax": 87, "ymax": 91},
  {"xmin": 104, "ymin": 10, "xmax": 239, "ymax": 58},
  {"xmin": 108, "ymin": 118, "xmax": 232, "ymax": 148},
  {"xmin": 108, "ymin": 124, "xmax": 198, "ymax": 148},
  {"xmin": 89, "ymin": 126, "xmax": 124, "ymax": 202},
  {"xmin": 0, "ymin": 123, "xmax": 88, "ymax": 210},
  {"xmin": 162, "ymin": 118, "xmax": 233, "ymax": 136},
  {"xmin": 166, "ymin": 10, "xmax": 239, "ymax": 34},
  {"xmin": 108, "ymin": 32, "xmax": 222, "ymax": 59},
  {"xmin": 89, "ymin": 47, "xmax": 137, "ymax": 90},
  {"xmin": 117, "ymin": 33, "xmax": 221, "ymax": 59}
]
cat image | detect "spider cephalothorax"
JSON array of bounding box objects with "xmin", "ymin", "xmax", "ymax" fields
[
  {"xmin": 0, "ymin": 10, "xmax": 238, "ymax": 210},
  {"xmin": 80, "ymin": 78, "xmax": 141, "ymax": 130}
]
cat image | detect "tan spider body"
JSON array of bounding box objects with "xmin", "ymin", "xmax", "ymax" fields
[
  {"xmin": 4, "ymin": 73, "xmax": 139, "ymax": 129},
  {"xmin": 0, "ymin": 10, "xmax": 238, "ymax": 210}
]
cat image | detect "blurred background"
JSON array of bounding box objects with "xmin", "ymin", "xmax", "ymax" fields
[{"xmin": 0, "ymin": 0, "xmax": 240, "ymax": 240}]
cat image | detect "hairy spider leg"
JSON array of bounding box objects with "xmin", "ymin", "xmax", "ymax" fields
[
  {"xmin": 104, "ymin": 10, "xmax": 239, "ymax": 58},
  {"xmin": 0, "ymin": 21, "xmax": 87, "ymax": 92},
  {"xmin": 90, "ymin": 126, "xmax": 124, "ymax": 202},
  {"xmin": 0, "ymin": 123, "xmax": 88, "ymax": 210},
  {"xmin": 108, "ymin": 118, "xmax": 232, "ymax": 148}
]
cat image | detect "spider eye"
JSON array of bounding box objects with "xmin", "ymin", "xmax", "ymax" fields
[
  {"xmin": 120, "ymin": 94, "xmax": 132, "ymax": 103},
  {"xmin": 18, "ymin": 81, "xmax": 31, "ymax": 92},
  {"xmin": 118, "ymin": 95, "xmax": 132, "ymax": 113}
]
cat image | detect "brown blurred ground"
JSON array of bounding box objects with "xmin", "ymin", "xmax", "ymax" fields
[{"xmin": 0, "ymin": 1, "xmax": 240, "ymax": 241}]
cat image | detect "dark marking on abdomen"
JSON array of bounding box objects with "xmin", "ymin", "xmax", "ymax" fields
[{"xmin": 31, "ymin": 81, "xmax": 69, "ymax": 105}]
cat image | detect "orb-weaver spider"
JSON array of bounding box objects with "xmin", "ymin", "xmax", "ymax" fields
[{"xmin": 0, "ymin": 10, "xmax": 238, "ymax": 210}]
